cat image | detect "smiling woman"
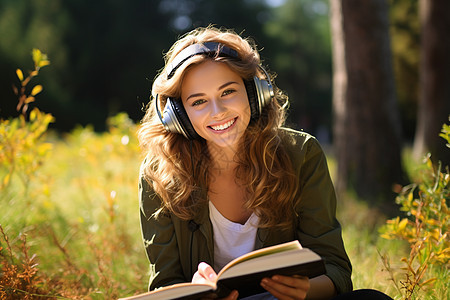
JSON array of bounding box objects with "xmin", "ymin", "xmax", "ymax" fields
[{"xmin": 137, "ymin": 26, "xmax": 392, "ymax": 300}]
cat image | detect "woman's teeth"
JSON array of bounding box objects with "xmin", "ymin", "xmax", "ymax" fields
[{"xmin": 210, "ymin": 118, "xmax": 235, "ymax": 131}]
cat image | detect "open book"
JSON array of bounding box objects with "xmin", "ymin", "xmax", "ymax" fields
[{"xmin": 120, "ymin": 240, "xmax": 325, "ymax": 300}]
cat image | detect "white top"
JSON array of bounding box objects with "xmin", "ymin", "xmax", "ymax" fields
[{"xmin": 209, "ymin": 201, "xmax": 259, "ymax": 272}]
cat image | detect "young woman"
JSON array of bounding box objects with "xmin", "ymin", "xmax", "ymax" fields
[{"xmin": 138, "ymin": 26, "xmax": 391, "ymax": 300}]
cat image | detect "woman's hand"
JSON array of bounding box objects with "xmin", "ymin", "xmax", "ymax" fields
[
  {"xmin": 261, "ymin": 275, "xmax": 310, "ymax": 300},
  {"xmin": 192, "ymin": 262, "xmax": 239, "ymax": 300}
]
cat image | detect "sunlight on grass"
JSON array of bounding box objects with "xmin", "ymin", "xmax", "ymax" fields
[{"xmin": 1, "ymin": 113, "xmax": 149, "ymax": 299}]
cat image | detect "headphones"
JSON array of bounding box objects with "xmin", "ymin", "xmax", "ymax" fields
[{"xmin": 155, "ymin": 42, "xmax": 274, "ymax": 140}]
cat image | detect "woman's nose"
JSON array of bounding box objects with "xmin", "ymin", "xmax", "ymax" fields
[{"xmin": 210, "ymin": 99, "xmax": 226, "ymax": 119}]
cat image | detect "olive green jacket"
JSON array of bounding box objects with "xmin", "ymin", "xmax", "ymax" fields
[{"xmin": 139, "ymin": 128, "xmax": 353, "ymax": 294}]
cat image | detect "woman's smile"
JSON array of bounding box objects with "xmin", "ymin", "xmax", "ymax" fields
[{"xmin": 208, "ymin": 117, "xmax": 237, "ymax": 132}]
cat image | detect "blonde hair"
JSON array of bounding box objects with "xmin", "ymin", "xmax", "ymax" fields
[{"xmin": 138, "ymin": 26, "xmax": 298, "ymax": 229}]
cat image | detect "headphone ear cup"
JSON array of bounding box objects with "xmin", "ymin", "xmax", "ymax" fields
[
  {"xmin": 244, "ymin": 76, "xmax": 274, "ymax": 120},
  {"xmin": 244, "ymin": 79, "xmax": 259, "ymax": 120},
  {"xmin": 167, "ymin": 98, "xmax": 200, "ymax": 140}
]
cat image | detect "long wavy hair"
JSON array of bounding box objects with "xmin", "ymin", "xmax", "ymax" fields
[{"xmin": 138, "ymin": 26, "xmax": 298, "ymax": 229}]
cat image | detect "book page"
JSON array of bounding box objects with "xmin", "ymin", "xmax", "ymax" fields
[
  {"xmin": 218, "ymin": 247, "xmax": 320, "ymax": 280},
  {"xmin": 217, "ymin": 241, "xmax": 303, "ymax": 278}
]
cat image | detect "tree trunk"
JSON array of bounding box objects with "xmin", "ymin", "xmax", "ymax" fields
[
  {"xmin": 330, "ymin": 0, "xmax": 404, "ymax": 204},
  {"xmin": 413, "ymin": 0, "xmax": 450, "ymax": 167}
]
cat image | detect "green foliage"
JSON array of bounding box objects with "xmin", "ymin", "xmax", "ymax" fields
[
  {"xmin": 263, "ymin": 0, "xmax": 332, "ymax": 130},
  {"xmin": 12, "ymin": 48, "xmax": 50, "ymax": 116},
  {"xmin": 380, "ymin": 120, "xmax": 450, "ymax": 300},
  {"xmin": 0, "ymin": 108, "xmax": 54, "ymax": 190},
  {"xmin": 1, "ymin": 49, "xmax": 145, "ymax": 299},
  {"xmin": 1, "ymin": 48, "xmax": 53, "ymax": 197},
  {"xmin": 440, "ymin": 119, "xmax": 450, "ymax": 149},
  {"xmin": 0, "ymin": 112, "xmax": 145, "ymax": 299}
]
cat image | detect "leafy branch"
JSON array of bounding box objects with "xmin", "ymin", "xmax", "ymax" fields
[{"xmin": 12, "ymin": 49, "xmax": 50, "ymax": 116}]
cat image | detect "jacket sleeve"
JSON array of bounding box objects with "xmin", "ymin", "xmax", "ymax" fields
[
  {"xmin": 139, "ymin": 174, "xmax": 186, "ymax": 290},
  {"xmin": 293, "ymin": 136, "xmax": 353, "ymax": 294}
]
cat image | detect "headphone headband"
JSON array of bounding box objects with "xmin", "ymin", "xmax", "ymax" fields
[{"xmin": 167, "ymin": 42, "xmax": 239, "ymax": 80}]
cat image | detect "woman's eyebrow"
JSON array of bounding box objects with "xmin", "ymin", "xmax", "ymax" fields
[
  {"xmin": 218, "ymin": 81, "xmax": 238, "ymax": 91},
  {"xmin": 186, "ymin": 92, "xmax": 206, "ymax": 102}
]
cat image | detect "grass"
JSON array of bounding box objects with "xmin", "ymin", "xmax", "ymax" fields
[
  {"xmin": 338, "ymin": 194, "xmax": 405, "ymax": 298},
  {"xmin": 1, "ymin": 113, "xmax": 148, "ymax": 299},
  {"xmin": 1, "ymin": 113, "xmax": 448, "ymax": 299}
]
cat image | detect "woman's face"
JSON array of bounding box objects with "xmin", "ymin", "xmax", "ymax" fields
[{"xmin": 181, "ymin": 60, "xmax": 251, "ymax": 151}]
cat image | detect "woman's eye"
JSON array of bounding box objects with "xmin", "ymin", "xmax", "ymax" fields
[
  {"xmin": 192, "ymin": 99, "xmax": 206, "ymax": 106},
  {"xmin": 222, "ymin": 89, "xmax": 235, "ymax": 97}
]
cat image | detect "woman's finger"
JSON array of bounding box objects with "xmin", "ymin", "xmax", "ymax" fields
[
  {"xmin": 193, "ymin": 262, "xmax": 218, "ymax": 284},
  {"xmin": 198, "ymin": 262, "xmax": 218, "ymax": 282},
  {"xmin": 261, "ymin": 275, "xmax": 309, "ymax": 300},
  {"xmin": 275, "ymin": 275, "xmax": 310, "ymax": 289}
]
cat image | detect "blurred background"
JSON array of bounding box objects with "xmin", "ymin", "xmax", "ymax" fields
[{"xmin": 0, "ymin": 0, "xmax": 414, "ymax": 138}]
